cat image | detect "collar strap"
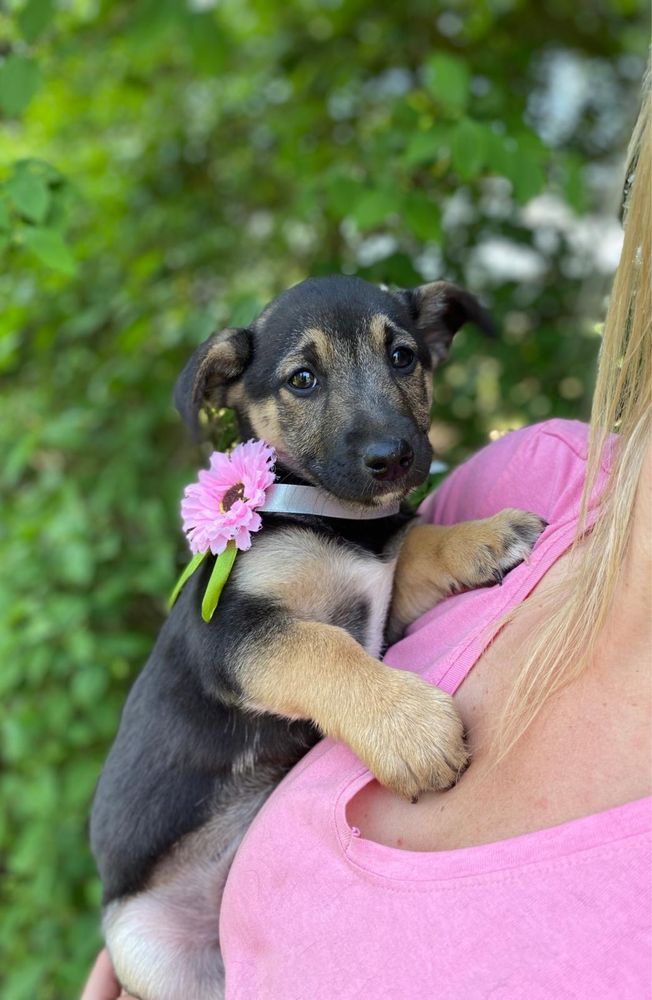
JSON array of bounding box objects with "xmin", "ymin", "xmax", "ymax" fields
[{"xmin": 261, "ymin": 484, "xmax": 401, "ymax": 520}]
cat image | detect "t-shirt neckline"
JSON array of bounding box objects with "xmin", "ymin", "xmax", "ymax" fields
[{"xmin": 333, "ymin": 513, "xmax": 652, "ymax": 882}]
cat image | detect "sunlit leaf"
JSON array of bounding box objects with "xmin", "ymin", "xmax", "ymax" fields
[
  {"xmin": 18, "ymin": 0, "xmax": 55, "ymax": 43},
  {"xmin": 6, "ymin": 170, "xmax": 50, "ymax": 223},
  {"xmin": 184, "ymin": 11, "xmax": 228, "ymax": 75},
  {"xmin": 326, "ymin": 175, "xmax": 365, "ymax": 215},
  {"xmin": 422, "ymin": 53, "xmax": 469, "ymax": 114},
  {"xmin": 22, "ymin": 226, "xmax": 76, "ymax": 274},
  {"xmin": 228, "ymin": 295, "xmax": 262, "ymax": 327},
  {"xmin": 451, "ymin": 118, "xmax": 487, "ymax": 181},
  {"xmin": 563, "ymin": 155, "xmax": 587, "ymax": 213},
  {"xmin": 402, "ymin": 192, "xmax": 442, "ymax": 242},
  {"xmin": 511, "ymin": 153, "xmax": 547, "ymax": 204},
  {"xmin": 353, "ymin": 189, "xmax": 396, "ymax": 230},
  {"xmin": 402, "ymin": 128, "xmax": 450, "ymax": 167},
  {"xmin": 0, "ymin": 55, "xmax": 41, "ymax": 117}
]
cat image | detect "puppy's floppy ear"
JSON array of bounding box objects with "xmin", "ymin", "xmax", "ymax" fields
[
  {"xmin": 396, "ymin": 281, "xmax": 495, "ymax": 364},
  {"xmin": 174, "ymin": 327, "xmax": 252, "ymax": 435}
]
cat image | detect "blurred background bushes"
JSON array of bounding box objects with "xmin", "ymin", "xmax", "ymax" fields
[{"xmin": 0, "ymin": 0, "xmax": 647, "ymax": 995}]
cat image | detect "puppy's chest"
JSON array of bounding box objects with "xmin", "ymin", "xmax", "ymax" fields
[{"xmin": 233, "ymin": 527, "xmax": 397, "ymax": 658}]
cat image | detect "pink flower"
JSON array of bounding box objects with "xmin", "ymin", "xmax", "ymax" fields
[{"xmin": 181, "ymin": 440, "xmax": 276, "ymax": 555}]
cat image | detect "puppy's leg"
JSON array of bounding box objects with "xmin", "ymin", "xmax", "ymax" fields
[
  {"xmin": 103, "ymin": 781, "xmax": 274, "ymax": 1000},
  {"xmin": 104, "ymin": 885, "xmax": 227, "ymax": 1000},
  {"xmin": 388, "ymin": 509, "xmax": 546, "ymax": 641},
  {"xmin": 238, "ymin": 619, "xmax": 468, "ymax": 800}
]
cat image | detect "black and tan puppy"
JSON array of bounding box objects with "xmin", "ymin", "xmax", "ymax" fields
[{"xmin": 91, "ymin": 275, "xmax": 545, "ymax": 999}]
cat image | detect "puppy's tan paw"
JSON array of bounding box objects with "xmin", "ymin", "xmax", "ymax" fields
[
  {"xmin": 462, "ymin": 509, "xmax": 546, "ymax": 588},
  {"xmin": 351, "ymin": 670, "xmax": 468, "ymax": 801}
]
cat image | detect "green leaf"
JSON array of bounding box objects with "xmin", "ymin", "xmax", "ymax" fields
[
  {"xmin": 422, "ymin": 53, "xmax": 469, "ymax": 114},
  {"xmin": 22, "ymin": 226, "xmax": 77, "ymax": 274},
  {"xmin": 6, "ymin": 170, "xmax": 50, "ymax": 223},
  {"xmin": 228, "ymin": 295, "xmax": 262, "ymax": 327},
  {"xmin": 184, "ymin": 11, "xmax": 227, "ymax": 75},
  {"xmin": 485, "ymin": 130, "xmax": 515, "ymax": 176},
  {"xmin": 0, "ymin": 55, "xmax": 41, "ymax": 117},
  {"xmin": 485, "ymin": 132, "xmax": 547, "ymax": 202},
  {"xmin": 402, "ymin": 128, "xmax": 450, "ymax": 168},
  {"xmin": 0, "ymin": 199, "xmax": 9, "ymax": 231},
  {"xmin": 451, "ymin": 118, "xmax": 487, "ymax": 181},
  {"xmin": 563, "ymin": 155, "xmax": 587, "ymax": 213},
  {"xmin": 326, "ymin": 175, "xmax": 365, "ymax": 215},
  {"xmin": 18, "ymin": 0, "xmax": 55, "ymax": 43},
  {"xmin": 510, "ymin": 153, "xmax": 547, "ymax": 204},
  {"xmin": 402, "ymin": 192, "xmax": 442, "ymax": 242},
  {"xmin": 167, "ymin": 549, "xmax": 207, "ymax": 610},
  {"xmin": 353, "ymin": 188, "xmax": 396, "ymax": 230},
  {"xmin": 201, "ymin": 542, "xmax": 237, "ymax": 622}
]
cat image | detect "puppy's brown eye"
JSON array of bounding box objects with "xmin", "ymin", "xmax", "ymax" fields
[
  {"xmin": 390, "ymin": 347, "xmax": 416, "ymax": 371},
  {"xmin": 288, "ymin": 369, "xmax": 317, "ymax": 394}
]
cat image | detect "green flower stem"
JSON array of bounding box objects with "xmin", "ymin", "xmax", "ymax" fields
[
  {"xmin": 167, "ymin": 549, "xmax": 208, "ymax": 610},
  {"xmin": 201, "ymin": 541, "xmax": 238, "ymax": 622}
]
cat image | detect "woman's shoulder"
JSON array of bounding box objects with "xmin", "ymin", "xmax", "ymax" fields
[{"xmin": 420, "ymin": 419, "xmax": 596, "ymax": 527}]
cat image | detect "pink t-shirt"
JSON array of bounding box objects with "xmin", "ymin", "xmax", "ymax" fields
[{"xmin": 220, "ymin": 420, "xmax": 652, "ymax": 999}]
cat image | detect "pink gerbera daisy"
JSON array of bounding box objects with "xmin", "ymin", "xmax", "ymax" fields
[{"xmin": 181, "ymin": 440, "xmax": 276, "ymax": 555}]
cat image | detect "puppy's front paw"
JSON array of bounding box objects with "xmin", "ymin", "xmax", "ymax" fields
[
  {"xmin": 351, "ymin": 670, "xmax": 469, "ymax": 801},
  {"xmin": 462, "ymin": 509, "xmax": 547, "ymax": 588}
]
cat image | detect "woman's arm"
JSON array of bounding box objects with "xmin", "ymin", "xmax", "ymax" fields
[{"xmin": 80, "ymin": 950, "xmax": 136, "ymax": 1000}]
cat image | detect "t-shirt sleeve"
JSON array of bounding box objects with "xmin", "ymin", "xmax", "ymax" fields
[{"xmin": 419, "ymin": 420, "xmax": 593, "ymax": 528}]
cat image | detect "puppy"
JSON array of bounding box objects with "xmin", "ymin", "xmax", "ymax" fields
[{"xmin": 90, "ymin": 275, "xmax": 545, "ymax": 999}]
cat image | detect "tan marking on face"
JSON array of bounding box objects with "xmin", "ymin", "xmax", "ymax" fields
[
  {"xmin": 224, "ymin": 381, "xmax": 246, "ymax": 410},
  {"xmin": 368, "ymin": 313, "xmax": 390, "ymax": 352},
  {"xmin": 365, "ymin": 313, "xmax": 432, "ymax": 429},
  {"xmin": 247, "ymin": 395, "xmax": 324, "ymax": 480},
  {"xmin": 276, "ymin": 327, "xmax": 336, "ymax": 381},
  {"xmin": 246, "ymin": 398, "xmax": 284, "ymax": 450},
  {"xmin": 301, "ymin": 326, "xmax": 335, "ymax": 367},
  {"xmin": 389, "ymin": 364, "xmax": 431, "ymax": 434}
]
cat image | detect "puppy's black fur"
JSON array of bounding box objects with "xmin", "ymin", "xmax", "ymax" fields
[{"xmin": 90, "ymin": 276, "xmax": 543, "ymax": 1000}]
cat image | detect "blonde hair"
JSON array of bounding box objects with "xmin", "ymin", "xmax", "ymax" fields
[{"xmin": 493, "ymin": 75, "xmax": 652, "ymax": 760}]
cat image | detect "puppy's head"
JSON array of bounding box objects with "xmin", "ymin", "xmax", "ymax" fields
[{"xmin": 175, "ymin": 276, "xmax": 493, "ymax": 508}]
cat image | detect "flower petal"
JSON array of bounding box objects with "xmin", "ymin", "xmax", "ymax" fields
[{"xmin": 180, "ymin": 438, "xmax": 276, "ymax": 554}]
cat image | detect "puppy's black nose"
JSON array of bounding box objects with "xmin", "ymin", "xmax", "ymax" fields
[{"xmin": 363, "ymin": 439, "xmax": 414, "ymax": 481}]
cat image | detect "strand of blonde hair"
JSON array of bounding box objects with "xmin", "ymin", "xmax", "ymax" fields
[{"xmin": 491, "ymin": 74, "xmax": 651, "ymax": 762}]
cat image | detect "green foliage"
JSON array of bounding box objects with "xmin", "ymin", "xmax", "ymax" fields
[
  {"xmin": 0, "ymin": 0, "xmax": 647, "ymax": 996},
  {"xmin": 0, "ymin": 53, "xmax": 41, "ymax": 115},
  {"xmin": 423, "ymin": 52, "xmax": 470, "ymax": 112}
]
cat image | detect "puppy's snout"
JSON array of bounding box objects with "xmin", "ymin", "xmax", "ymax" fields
[{"xmin": 363, "ymin": 439, "xmax": 414, "ymax": 482}]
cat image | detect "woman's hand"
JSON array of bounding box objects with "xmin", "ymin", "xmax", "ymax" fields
[{"xmin": 80, "ymin": 949, "xmax": 137, "ymax": 1000}]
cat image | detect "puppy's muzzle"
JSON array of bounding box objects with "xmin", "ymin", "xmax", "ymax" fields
[{"xmin": 363, "ymin": 438, "xmax": 415, "ymax": 482}]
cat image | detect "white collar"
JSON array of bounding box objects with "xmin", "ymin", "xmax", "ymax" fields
[
  {"xmin": 258, "ymin": 459, "xmax": 448, "ymax": 521},
  {"xmin": 260, "ymin": 484, "xmax": 401, "ymax": 520},
  {"xmin": 260, "ymin": 461, "xmax": 447, "ymax": 521}
]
